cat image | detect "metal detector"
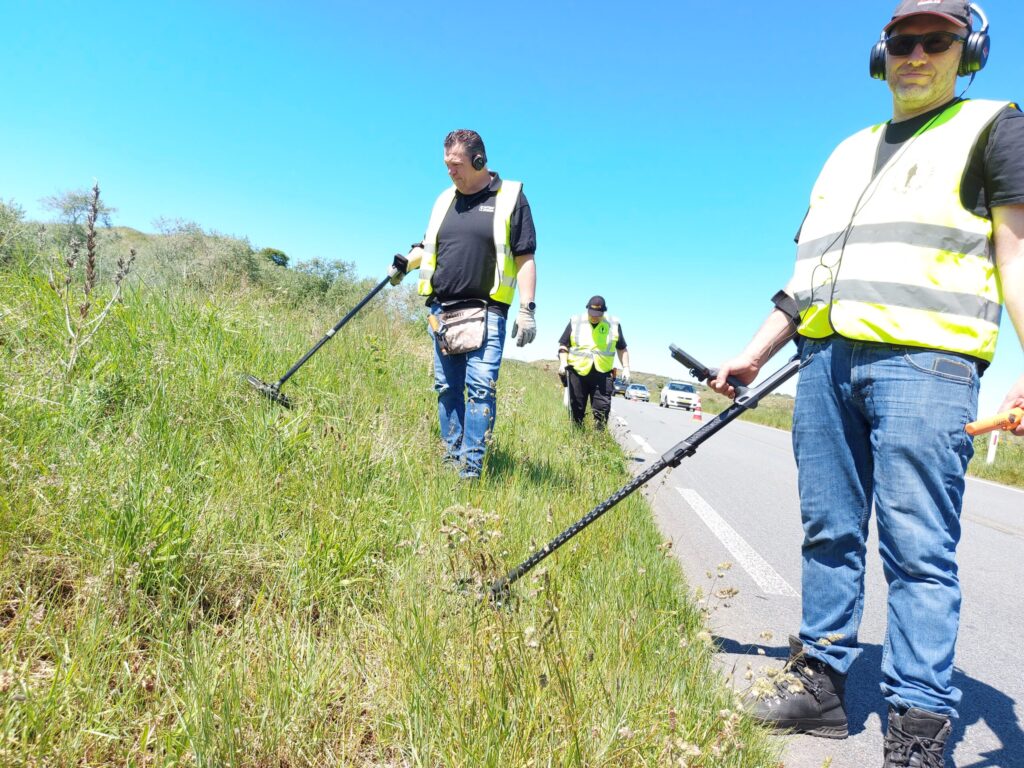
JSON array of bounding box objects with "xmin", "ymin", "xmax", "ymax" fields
[
  {"xmin": 488, "ymin": 344, "xmax": 803, "ymax": 602},
  {"xmin": 246, "ymin": 260, "xmax": 402, "ymax": 408}
]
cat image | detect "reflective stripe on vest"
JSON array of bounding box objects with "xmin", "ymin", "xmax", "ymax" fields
[
  {"xmin": 417, "ymin": 179, "xmax": 523, "ymax": 303},
  {"xmin": 567, "ymin": 314, "xmax": 619, "ymax": 375},
  {"xmin": 785, "ymin": 99, "xmax": 1010, "ymax": 362}
]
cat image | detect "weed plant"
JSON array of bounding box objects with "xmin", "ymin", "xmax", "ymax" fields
[{"xmin": 0, "ymin": 243, "xmax": 782, "ymax": 765}]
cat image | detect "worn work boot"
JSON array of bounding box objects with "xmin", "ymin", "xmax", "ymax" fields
[
  {"xmin": 749, "ymin": 635, "xmax": 848, "ymax": 739},
  {"xmin": 882, "ymin": 707, "xmax": 951, "ymax": 767}
]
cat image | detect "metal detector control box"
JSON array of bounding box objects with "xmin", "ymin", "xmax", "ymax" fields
[{"xmin": 669, "ymin": 344, "xmax": 753, "ymax": 406}]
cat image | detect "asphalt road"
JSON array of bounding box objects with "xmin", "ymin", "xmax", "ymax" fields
[{"xmin": 608, "ymin": 395, "xmax": 1024, "ymax": 768}]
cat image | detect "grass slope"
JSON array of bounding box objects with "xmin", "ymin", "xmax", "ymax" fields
[{"xmin": 0, "ymin": 262, "xmax": 781, "ymax": 767}]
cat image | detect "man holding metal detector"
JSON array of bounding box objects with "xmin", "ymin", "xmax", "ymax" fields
[
  {"xmin": 388, "ymin": 130, "xmax": 537, "ymax": 480},
  {"xmin": 557, "ymin": 295, "xmax": 630, "ymax": 428},
  {"xmin": 709, "ymin": 2, "xmax": 1024, "ymax": 763}
]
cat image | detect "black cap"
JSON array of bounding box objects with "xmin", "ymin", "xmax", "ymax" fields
[
  {"xmin": 586, "ymin": 295, "xmax": 607, "ymax": 312},
  {"xmin": 884, "ymin": 0, "xmax": 971, "ymax": 32}
]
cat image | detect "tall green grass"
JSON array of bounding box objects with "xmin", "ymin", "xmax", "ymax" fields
[
  {"xmin": 0, "ymin": 257, "xmax": 781, "ymax": 766},
  {"xmin": 967, "ymin": 432, "xmax": 1024, "ymax": 487}
]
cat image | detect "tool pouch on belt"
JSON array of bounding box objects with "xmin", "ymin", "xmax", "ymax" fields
[{"xmin": 439, "ymin": 299, "xmax": 488, "ymax": 354}]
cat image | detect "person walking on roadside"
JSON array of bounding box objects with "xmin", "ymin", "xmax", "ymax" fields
[
  {"xmin": 558, "ymin": 296, "xmax": 630, "ymax": 428},
  {"xmin": 709, "ymin": 2, "xmax": 1024, "ymax": 765},
  {"xmin": 387, "ymin": 129, "xmax": 537, "ymax": 480}
]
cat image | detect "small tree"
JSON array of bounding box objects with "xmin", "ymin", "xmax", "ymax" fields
[
  {"xmin": 41, "ymin": 187, "xmax": 116, "ymax": 227},
  {"xmin": 46, "ymin": 183, "xmax": 134, "ymax": 376},
  {"xmin": 42, "ymin": 186, "xmax": 117, "ymax": 254}
]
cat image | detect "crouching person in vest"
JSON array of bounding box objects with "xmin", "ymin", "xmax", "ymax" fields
[
  {"xmin": 386, "ymin": 129, "xmax": 538, "ymax": 481},
  {"xmin": 708, "ymin": 1, "xmax": 1024, "ymax": 764},
  {"xmin": 558, "ymin": 295, "xmax": 630, "ymax": 429}
]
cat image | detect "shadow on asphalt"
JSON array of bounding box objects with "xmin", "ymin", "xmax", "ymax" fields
[{"xmin": 713, "ymin": 637, "xmax": 1023, "ymax": 766}]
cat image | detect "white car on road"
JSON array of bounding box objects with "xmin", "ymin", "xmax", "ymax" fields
[{"xmin": 660, "ymin": 380, "xmax": 701, "ymax": 411}]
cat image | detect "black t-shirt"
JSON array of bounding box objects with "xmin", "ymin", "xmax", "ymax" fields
[
  {"xmin": 558, "ymin": 319, "xmax": 628, "ymax": 349},
  {"xmin": 795, "ymin": 99, "xmax": 1024, "ymax": 240},
  {"xmin": 427, "ymin": 173, "xmax": 537, "ymax": 316}
]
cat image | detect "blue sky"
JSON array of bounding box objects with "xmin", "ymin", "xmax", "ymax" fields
[{"xmin": 4, "ymin": 0, "xmax": 1023, "ymax": 414}]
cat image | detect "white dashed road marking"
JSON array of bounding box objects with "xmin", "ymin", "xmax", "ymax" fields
[
  {"xmin": 676, "ymin": 487, "xmax": 798, "ymax": 597},
  {"xmin": 631, "ymin": 434, "xmax": 657, "ymax": 455}
]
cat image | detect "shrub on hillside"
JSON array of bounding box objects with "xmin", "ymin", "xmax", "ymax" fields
[
  {"xmin": 259, "ymin": 247, "xmax": 289, "ymax": 267},
  {"xmin": 3, "ymin": 192, "xmax": 420, "ymax": 328},
  {"xmin": 0, "ymin": 199, "xmax": 30, "ymax": 264},
  {"xmin": 148, "ymin": 218, "xmax": 261, "ymax": 291}
]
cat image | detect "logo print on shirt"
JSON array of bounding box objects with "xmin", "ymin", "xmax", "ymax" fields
[{"xmin": 478, "ymin": 205, "xmax": 496, "ymax": 213}]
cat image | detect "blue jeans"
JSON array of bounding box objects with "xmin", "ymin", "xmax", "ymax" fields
[
  {"xmin": 430, "ymin": 305, "xmax": 506, "ymax": 474},
  {"xmin": 792, "ymin": 337, "xmax": 978, "ymax": 717}
]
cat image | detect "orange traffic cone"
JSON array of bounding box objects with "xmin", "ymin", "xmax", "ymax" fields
[{"xmin": 692, "ymin": 402, "xmax": 702, "ymax": 422}]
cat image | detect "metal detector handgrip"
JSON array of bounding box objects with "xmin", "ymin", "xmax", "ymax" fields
[
  {"xmin": 489, "ymin": 353, "xmax": 803, "ymax": 600},
  {"xmin": 669, "ymin": 344, "xmax": 750, "ymax": 402}
]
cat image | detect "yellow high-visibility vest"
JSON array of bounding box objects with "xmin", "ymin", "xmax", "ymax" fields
[
  {"xmin": 568, "ymin": 314, "xmax": 620, "ymax": 375},
  {"xmin": 786, "ymin": 99, "xmax": 1012, "ymax": 362},
  {"xmin": 417, "ymin": 179, "xmax": 522, "ymax": 304}
]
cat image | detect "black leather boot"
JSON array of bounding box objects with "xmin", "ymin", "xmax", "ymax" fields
[
  {"xmin": 749, "ymin": 635, "xmax": 848, "ymax": 739},
  {"xmin": 882, "ymin": 707, "xmax": 951, "ymax": 767}
]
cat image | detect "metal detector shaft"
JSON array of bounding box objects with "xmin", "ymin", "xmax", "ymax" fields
[
  {"xmin": 275, "ymin": 276, "xmax": 390, "ymax": 388},
  {"xmin": 489, "ymin": 352, "xmax": 803, "ymax": 598}
]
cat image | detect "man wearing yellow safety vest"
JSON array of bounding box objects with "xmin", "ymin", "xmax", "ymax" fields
[
  {"xmin": 387, "ymin": 130, "xmax": 537, "ymax": 480},
  {"xmin": 709, "ymin": 1, "xmax": 1024, "ymax": 763},
  {"xmin": 558, "ymin": 295, "xmax": 630, "ymax": 428}
]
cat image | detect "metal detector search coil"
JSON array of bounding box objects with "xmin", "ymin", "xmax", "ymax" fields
[{"xmin": 245, "ymin": 271, "xmax": 393, "ymax": 408}]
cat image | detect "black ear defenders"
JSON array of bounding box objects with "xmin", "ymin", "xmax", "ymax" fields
[
  {"xmin": 959, "ymin": 4, "xmax": 990, "ymax": 75},
  {"xmin": 870, "ymin": 2, "xmax": 990, "ymax": 80},
  {"xmin": 471, "ymin": 151, "xmax": 487, "ymax": 171}
]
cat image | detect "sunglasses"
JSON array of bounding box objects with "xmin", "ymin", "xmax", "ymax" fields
[{"xmin": 884, "ymin": 31, "xmax": 966, "ymax": 57}]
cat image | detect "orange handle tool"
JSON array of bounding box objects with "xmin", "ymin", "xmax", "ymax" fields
[{"xmin": 966, "ymin": 406, "xmax": 1024, "ymax": 436}]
